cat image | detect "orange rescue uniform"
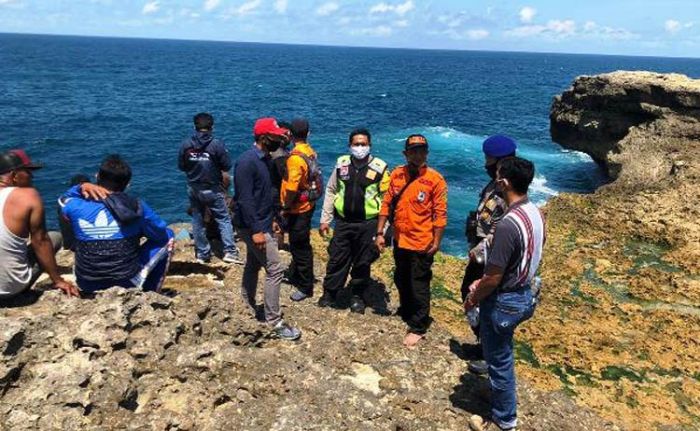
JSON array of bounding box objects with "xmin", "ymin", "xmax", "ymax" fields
[
  {"xmin": 380, "ymin": 165, "xmax": 448, "ymax": 251},
  {"xmin": 280, "ymin": 142, "xmax": 317, "ymax": 215}
]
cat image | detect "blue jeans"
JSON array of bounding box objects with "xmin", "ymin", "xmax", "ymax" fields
[
  {"xmin": 188, "ymin": 187, "xmax": 237, "ymax": 259},
  {"xmin": 479, "ymin": 287, "xmax": 536, "ymax": 429}
]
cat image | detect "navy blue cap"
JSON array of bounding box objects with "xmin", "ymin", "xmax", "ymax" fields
[{"xmin": 482, "ymin": 135, "xmax": 517, "ymax": 158}]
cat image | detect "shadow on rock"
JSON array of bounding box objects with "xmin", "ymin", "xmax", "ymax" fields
[
  {"xmin": 333, "ymin": 278, "xmax": 392, "ymax": 315},
  {"xmin": 449, "ymin": 372, "xmax": 492, "ymax": 419},
  {"xmin": 0, "ymin": 290, "xmax": 44, "ymax": 308}
]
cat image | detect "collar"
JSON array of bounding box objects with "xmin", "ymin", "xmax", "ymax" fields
[
  {"xmin": 506, "ymin": 196, "xmax": 530, "ymax": 212},
  {"xmin": 252, "ymin": 145, "xmax": 267, "ymax": 159},
  {"xmin": 403, "ymin": 164, "xmax": 428, "ymax": 177}
]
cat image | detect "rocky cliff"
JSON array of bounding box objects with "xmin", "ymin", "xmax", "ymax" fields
[
  {"xmin": 550, "ymin": 71, "xmax": 700, "ymax": 181},
  {"xmin": 0, "ymin": 234, "xmax": 614, "ymax": 431},
  {"xmin": 530, "ymin": 71, "xmax": 700, "ymax": 430}
]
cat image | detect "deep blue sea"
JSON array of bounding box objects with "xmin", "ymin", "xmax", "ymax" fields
[{"xmin": 2, "ymin": 33, "xmax": 700, "ymax": 255}]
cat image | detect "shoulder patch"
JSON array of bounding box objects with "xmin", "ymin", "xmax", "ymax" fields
[
  {"xmin": 369, "ymin": 157, "xmax": 387, "ymax": 173},
  {"xmin": 336, "ymin": 155, "xmax": 351, "ymax": 168}
]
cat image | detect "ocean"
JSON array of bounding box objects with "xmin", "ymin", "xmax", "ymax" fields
[{"xmin": 2, "ymin": 33, "xmax": 700, "ymax": 255}]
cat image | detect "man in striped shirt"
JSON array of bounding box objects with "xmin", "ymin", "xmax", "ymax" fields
[{"xmin": 464, "ymin": 157, "xmax": 545, "ymax": 431}]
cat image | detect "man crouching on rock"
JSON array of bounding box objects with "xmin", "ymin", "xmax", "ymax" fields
[
  {"xmin": 464, "ymin": 157, "xmax": 545, "ymax": 431},
  {"xmin": 234, "ymin": 118, "xmax": 301, "ymax": 341},
  {"xmin": 59, "ymin": 155, "xmax": 175, "ymax": 294},
  {"xmin": 0, "ymin": 149, "xmax": 79, "ymax": 299}
]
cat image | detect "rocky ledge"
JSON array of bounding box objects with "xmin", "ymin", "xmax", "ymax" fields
[{"xmin": 0, "ymin": 236, "xmax": 614, "ymax": 431}]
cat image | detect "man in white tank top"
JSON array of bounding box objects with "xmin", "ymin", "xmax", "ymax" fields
[{"xmin": 0, "ymin": 149, "xmax": 78, "ymax": 299}]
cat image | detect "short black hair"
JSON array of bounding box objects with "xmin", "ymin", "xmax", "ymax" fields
[
  {"xmin": 69, "ymin": 174, "xmax": 90, "ymax": 186},
  {"xmin": 348, "ymin": 128, "xmax": 371, "ymax": 144},
  {"xmin": 193, "ymin": 113, "xmax": 214, "ymax": 131},
  {"xmin": 290, "ymin": 118, "xmax": 309, "ymax": 140},
  {"xmin": 497, "ymin": 157, "xmax": 535, "ymax": 195},
  {"xmin": 97, "ymin": 154, "xmax": 132, "ymax": 192}
]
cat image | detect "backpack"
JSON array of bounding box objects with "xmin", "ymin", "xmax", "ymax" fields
[{"xmin": 290, "ymin": 150, "xmax": 324, "ymax": 203}]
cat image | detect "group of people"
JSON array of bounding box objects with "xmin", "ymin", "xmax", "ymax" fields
[{"xmin": 0, "ymin": 113, "xmax": 545, "ymax": 431}]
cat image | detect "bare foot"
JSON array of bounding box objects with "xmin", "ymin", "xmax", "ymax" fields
[{"xmin": 403, "ymin": 332, "xmax": 424, "ymax": 348}]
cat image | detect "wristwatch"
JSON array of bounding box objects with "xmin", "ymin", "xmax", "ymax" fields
[{"xmin": 375, "ymin": 232, "xmax": 384, "ymax": 237}]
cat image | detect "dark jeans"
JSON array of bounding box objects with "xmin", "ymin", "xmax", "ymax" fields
[
  {"xmin": 480, "ymin": 287, "xmax": 536, "ymax": 429},
  {"xmin": 188, "ymin": 187, "xmax": 237, "ymax": 259},
  {"xmin": 393, "ymin": 246, "xmax": 434, "ymax": 335},
  {"xmin": 286, "ymin": 209, "xmax": 314, "ymax": 294},
  {"xmin": 323, "ymin": 218, "xmax": 379, "ymax": 297}
]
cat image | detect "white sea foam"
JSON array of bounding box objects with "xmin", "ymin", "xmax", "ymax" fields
[{"xmin": 530, "ymin": 175, "xmax": 558, "ymax": 207}]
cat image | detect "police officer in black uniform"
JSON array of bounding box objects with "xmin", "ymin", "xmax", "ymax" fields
[{"xmin": 318, "ymin": 129, "xmax": 390, "ymax": 313}]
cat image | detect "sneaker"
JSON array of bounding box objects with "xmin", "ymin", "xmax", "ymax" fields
[
  {"xmin": 468, "ymin": 415, "xmax": 516, "ymax": 431},
  {"xmin": 317, "ymin": 291, "xmax": 337, "ymax": 308},
  {"xmin": 468, "ymin": 359, "xmax": 489, "ymax": 376},
  {"xmin": 195, "ymin": 256, "xmax": 211, "ymax": 264},
  {"xmin": 272, "ymin": 321, "xmax": 301, "ymax": 341},
  {"xmin": 349, "ymin": 296, "xmax": 366, "ymax": 314},
  {"xmin": 290, "ymin": 290, "xmax": 311, "ymax": 302},
  {"xmin": 462, "ymin": 343, "xmax": 485, "ymax": 360},
  {"xmin": 222, "ymin": 252, "xmax": 244, "ymax": 265}
]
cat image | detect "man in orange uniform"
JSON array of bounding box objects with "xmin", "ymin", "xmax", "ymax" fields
[
  {"xmin": 375, "ymin": 134, "xmax": 448, "ymax": 348},
  {"xmin": 280, "ymin": 118, "xmax": 320, "ymax": 301}
]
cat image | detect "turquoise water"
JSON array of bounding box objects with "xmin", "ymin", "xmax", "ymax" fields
[{"xmin": 2, "ymin": 33, "xmax": 700, "ymax": 254}]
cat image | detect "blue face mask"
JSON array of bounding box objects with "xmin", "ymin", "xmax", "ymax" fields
[{"xmin": 350, "ymin": 145, "xmax": 370, "ymax": 160}]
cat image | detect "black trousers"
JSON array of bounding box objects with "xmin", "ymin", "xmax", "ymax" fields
[
  {"xmin": 286, "ymin": 209, "xmax": 315, "ymax": 294},
  {"xmin": 460, "ymin": 258, "xmax": 485, "ymax": 302},
  {"xmin": 323, "ymin": 218, "xmax": 379, "ymax": 296},
  {"xmin": 393, "ymin": 247, "xmax": 434, "ymax": 335},
  {"xmin": 461, "ymin": 255, "xmax": 485, "ymax": 340}
]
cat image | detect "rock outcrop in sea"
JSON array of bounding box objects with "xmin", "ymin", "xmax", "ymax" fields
[{"xmin": 2, "ymin": 70, "xmax": 698, "ymax": 431}]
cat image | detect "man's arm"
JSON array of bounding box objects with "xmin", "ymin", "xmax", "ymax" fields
[
  {"xmin": 140, "ymin": 201, "xmax": 170, "ymax": 245},
  {"xmin": 177, "ymin": 142, "xmax": 188, "ymax": 172},
  {"xmin": 222, "ymin": 171, "xmax": 231, "ymax": 192},
  {"xmin": 375, "ymin": 169, "xmax": 396, "ymax": 252},
  {"xmin": 319, "ymin": 169, "xmax": 338, "ymax": 236},
  {"xmin": 27, "ymin": 190, "xmax": 79, "ymax": 296},
  {"xmin": 282, "ymin": 154, "xmax": 304, "ymax": 210},
  {"xmin": 425, "ymin": 177, "xmax": 448, "ymax": 255},
  {"xmin": 234, "ymin": 162, "xmax": 264, "ymax": 233},
  {"xmin": 465, "ymin": 218, "xmax": 517, "ymax": 309}
]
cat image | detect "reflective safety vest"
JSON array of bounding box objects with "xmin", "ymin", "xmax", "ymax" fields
[{"xmin": 334, "ymin": 155, "xmax": 388, "ymax": 222}]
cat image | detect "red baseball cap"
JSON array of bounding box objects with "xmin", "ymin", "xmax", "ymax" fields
[
  {"xmin": 253, "ymin": 117, "xmax": 288, "ymax": 137},
  {"xmin": 0, "ymin": 149, "xmax": 43, "ymax": 175}
]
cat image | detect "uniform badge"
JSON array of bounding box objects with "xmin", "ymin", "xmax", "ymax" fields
[
  {"xmin": 366, "ymin": 169, "xmax": 377, "ymax": 180},
  {"xmin": 417, "ymin": 191, "xmax": 426, "ymax": 203},
  {"xmin": 340, "ymin": 166, "xmax": 349, "ymax": 179}
]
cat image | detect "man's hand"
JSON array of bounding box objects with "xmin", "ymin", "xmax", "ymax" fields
[
  {"xmin": 424, "ymin": 242, "xmax": 439, "ymax": 256},
  {"xmin": 54, "ymin": 278, "xmax": 80, "ymax": 297},
  {"xmin": 81, "ymin": 183, "xmax": 111, "ymax": 200},
  {"xmin": 319, "ymin": 223, "xmax": 330, "ymax": 238},
  {"xmin": 272, "ymin": 221, "xmax": 282, "ymax": 234},
  {"xmin": 375, "ymin": 234, "xmax": 386, "ymax": 253},
  {"xmin": 252, "ymin": 232, "xmax": 266, "ymax": 251}
]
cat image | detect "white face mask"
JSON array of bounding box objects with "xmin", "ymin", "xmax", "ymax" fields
[{"xmin": 350, "ymin": 145, "xmax": 371, "ymax": 160}]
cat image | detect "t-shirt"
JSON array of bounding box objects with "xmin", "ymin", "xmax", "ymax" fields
[
  {"xmin": 486, "ymin": 198, "xmax": 545, "ymax": 292},
  {"xmin": 280, "ymin": 142, "xmax": 317, "ymax": 214}
]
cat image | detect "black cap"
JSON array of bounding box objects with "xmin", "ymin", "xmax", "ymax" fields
[
  {"xmin": 405, "ymin": 135, "xmax": 428, "ymax": 150},
  {"xmin": 290, "ymin": 118, "xmax": 309, "ymax": 139},
  {"xmin": 0, "ymin": 149, "xmax": 43, "ymax": 175}
]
